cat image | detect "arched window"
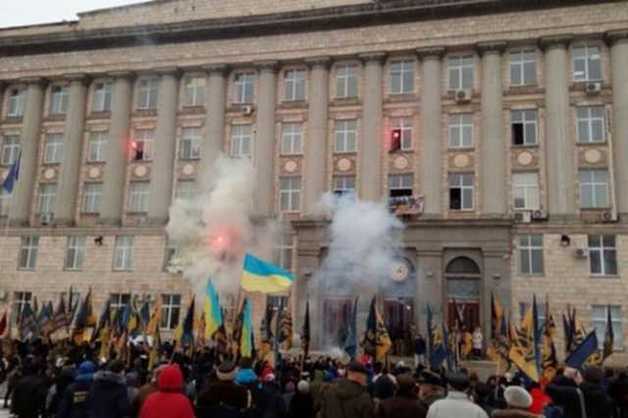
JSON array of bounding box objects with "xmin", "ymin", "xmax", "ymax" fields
[{"xmin": 446, "ymin": 256, "xmax": 480, "ymax": 275}]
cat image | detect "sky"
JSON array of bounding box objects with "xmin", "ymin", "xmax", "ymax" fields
[{"xmin": 0, "ymin": 0, "xmax": 149, "ymax": 29}]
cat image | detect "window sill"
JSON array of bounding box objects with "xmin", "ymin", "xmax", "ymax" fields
[
  {"xmin": 385, "ymin": 93, "xmax": 417, "ymax": 103},
  {"xmin": 85, "ymin": 160, "xmax": 106, "ymax": 165},
  {"xmin": 576, "ymin": 141, "xmax": 607, "ymax": 146},
  {"xmin": 80, "ymin": 212, "xmax": 100, "ymax": 217},
  {"xmin": 332, "ymin": 97, "xmax": 361, "ymax": 106},
  {"xmin": 505, "ymin": 85, "xmax": 544, "ymax": 95},
  {"xmin": 42, "ymin": 162, "xmax": 61, "ymax": 166},
  {"xmin": 333, "ymin": 151, "xmax": 357, "ymax": 156},
  {"xmin": 280, "ymin": 153, "xmax": 303, "ymax": 157},
  {"xmin": 512, "ymin": 144, "xmax": 539, "ymax": 149},
  {"xmin": 88, "ymin": 111, "xmax": 111, "ymax": 119},
  {"xmin": 112, "ymin": 269, "xmax": 134, "ymax": 273},
  {"xmin": 64, "ymin": 268, "xmax": 82, "ymax": 272},
  {"xmin": 580, "ymin": 207, "xmax": 611, "ymax": 211},
  {"xmin": 3, "ymin": 116, "xmax": 24, "ymax": 123},
  {"xmin": 448, "ymin": 147, "xmax": 475, "ymax": 152},
  {"xmin": 45, "ymin": 114, "xmax": 67, "ymax": 121},
  {"xmin": 179, "ymin": 106, "xmax": 206, "ymax": 114},
  {"xmin": 178, "ymin": 157, "xmax": 201, "ymax": 162},
  {"xmin": 16, "ymin": 268, "xmax": 35, "ymax": 272},
  {"xmin": 126, "ymin": 211, "xmax": 148, "ymax": 216},
  {"xmin": 279, "ymin": 100, "xmax": 307, "ymax": 109},
  {"xmin": 133, "ymin": 109, "xmax": 157, "ymax": 117},
  {"xmin": 519, "ymin": 273, "xmax": 545, "ymax": 278},
  {"xmin": 590, "ymin": 275, "xmax": 620, "ymax": 279}
]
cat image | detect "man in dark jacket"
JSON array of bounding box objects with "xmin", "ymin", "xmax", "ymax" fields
[
  {"xmin": 376, "ymin": 374, "xmax": 426, "ymax": 418},
  {"xmin": 609, "ymin": 369, "xmax": 628, "ymax": 418},
  {"xmin": 319, "ymin": 361, "xmax": 374, "ymax": 418},
  {"xmin": 87, "ymin": 360, "xmax": 131, "ymax": 418},
  {"xmin": 547, "ymin": 366, "xmax": 615, "ymax": 418},
  {"xmin": 196, "ymin": 360, "xmax": 250, "ymax": 418},
  {"xmin": 11, "ymin": 356, "xmax": 48, "ymax": 418},
  {"xmin": 57, "ymin": 361, "xmax": 95, "ymax": 418}
]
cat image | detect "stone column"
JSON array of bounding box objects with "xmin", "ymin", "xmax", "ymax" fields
[
  {"xmin": 541, "ymin": 36, "xmax": 576, "ymax": 217},
  {"xmin": 199, "ymin": 65, "xmax": 227, "ymax": 189},
  {"xmin": 148, "ymin": 69, "xmax": 179, "ymax": 223},
  {"xmin": 358, "ymin": 52, "xmax": 385, "ymax": 202},
  {"xmin": 304, "ymin": 57, "xmax": 330, "ymax": 215},
  {"xmin": 254, "ymin": 61, "xmax": 278, "ymax": 218},
  {"xmin": 100, "ymin": 72, "xmax": 133, "ymax": 224},
  {"xmin": 54, "ymin": 75, "xmax": 88, "ymax": 225},
  {"xmin": 9, "ymin": 79, "xmax": 45, "ymax": 225},
  {"xmin": 417, "ymin": 47, "xmax": 445, "ymax": 215},
  {"xmin": 608, "ymin": 30, "xmax": 628, "ymax": 216},
  {"xmin": 478, "ymin": 42, "xmax": 507, "ymax": 216}
]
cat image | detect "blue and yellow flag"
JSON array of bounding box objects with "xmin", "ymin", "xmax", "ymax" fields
[
  {"xmin": 204, "ymin": 279, "xmax": 223, "ymax": 339},
  {"xmin": 240, "ymin": 299, "xmax": 254, "ymax": 358},
  {"xmin": 241, "ymin": 253, "xmax": 295, "ymax": 294}
]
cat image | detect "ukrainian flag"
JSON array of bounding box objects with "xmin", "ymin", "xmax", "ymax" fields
[
  {"xmin": 240, "ymin": 299, "xmax": 253, "ymax": 358},
  {"xmin": 204, "ymin": 279, "xmax": 223, "ymax": 339},
  {"xmin": 241, "ymin": 253, "xmax": 295, "ymax": 294}
]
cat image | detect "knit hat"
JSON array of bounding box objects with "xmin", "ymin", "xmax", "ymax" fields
[
  {"xmin": 217, "ymin": 361, "xmax": 237, "ymax": 381},
  {"xmin": 504, "ymin": 386, "xmax": 532, "ymax": 409},
  {"xmin": 297, "ymin": 380, "xmax": 310, "ymax": 394},
  {"xmin": 78, "ymin": 361, "xmax": 96, "ymax": 376}
]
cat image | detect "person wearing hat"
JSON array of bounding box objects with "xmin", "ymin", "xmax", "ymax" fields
[
  {"xmin": 418, "ymin": 370, "xmax": 446, "ymax": 407},
  {"xmin": 139, "ymin": 364, "xmax": 195, "ymax": 418},
  {"xmin": 196, "ymin": 360, "xmax": 250, "ymax": 418},
  {"xmin": 546, "ymin": 366, "xmax": 614, "ymax": 418},
  {"xmin": 319, "ymin": 361, "xmax": 374, "ymax": 418},
  {"xmin": 289, "ymin": 380, "xmax": 314, "ymax": 418},
  {"xmin": 491, "ymin": 386, "xmax": 540, "ymax": 418},
  {"xmin": 376, "ymin": 373, "xmax": 427, "ymax": 418},
  {"xmin": 426, "ymin": 372, "xmax": 488, "ymax": 418},
  {"xmin": 56, "ymin": 361, "xmax": 95, "ymax": 418}
]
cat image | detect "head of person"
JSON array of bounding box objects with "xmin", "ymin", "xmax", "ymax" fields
[
  {"xmin": 150, "ymin": 364, "xmax": 168, "ymax": 384},
  {"xmin": 108, "ymin": 359, "xmax": 125, "ymax": 375},
  {"xmin": 217, "ymin": 360, "xmax": 237, "ymax": 383},
  {"xmin": 396, "ymin": 374, "xmax": 417, "ymax": 398},
  {"xmin": 158, "ymin": 364, "xmax": 184, "ymax": 392},
  {"xmin": 77, "ymin": 360, "xmax": 96, "ymax": 381},
  {"xmin": 582, "ymin": 366, "xmax": 604, "ymax": 385},
  {"xmin": 447, "ymin": 372, "xmax": 470, "ymax": 393},
  {"xmin": 346, "ymin": 361, "xmax": 368, "ymax": 386},
  {"xmin": 297, "ymin": 380, "xmax": 310, "ymax": 394},
  {"xmin": 418, "ymin": 370, "xmax": 446, "ymax": 400},
  {"xmin": 238, "ymin": 357, "xmax": 253, "ymax": 370},
  {"xmin": 504, "ymin": 386, "xmax": 532, "ymax": 410}
]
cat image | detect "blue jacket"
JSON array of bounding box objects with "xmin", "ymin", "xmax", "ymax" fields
[{"xmin": 87, "ymin": 371, "xmax": 131, "ymax": 418}]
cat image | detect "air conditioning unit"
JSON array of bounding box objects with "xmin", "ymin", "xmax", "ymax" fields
[
  {"xmin": 600, "ymin": 211, "xmax": 617, "ymax": 223},
  {"xmin": 40, "ymin": 213, "xmax": 54, "ymax": 225},
  {"xmin": 585, "ymin": 82, "xmax": 602, "ymax": 95},
  {"xmin": 574, "ymin": 247, "xmax": 589, "ymax": 259},
  {"xmin": 455, "ymin": 89, "xmax": 472, "ymax": 103},
  {"xmin": 242, "ymin": 105, "xmax": 254, "ymax": 115},
  {"xmin": 531, "ymin": 210, "xmax": 548, "ymax": 221},
  {"xmin": 514, "ymin": 211, "xmax": 532, "ymax": 223}
]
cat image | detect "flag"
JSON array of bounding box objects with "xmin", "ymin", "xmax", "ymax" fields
[
  {"xmin": 541, "ymin": 298, "xmax": 558, "ymax": 382},
  {"xmin": 508, "ymin": 305, "xmax": 539, "ymax": 382},
  {"xmin": 52, "ymin": 294, "xmax": 67, "ymax": 333},
  {"xmin": 532, "ymin": 296, "xmax": 542, "ymax": 375},
  {"xmin": 92, "ymin": 299, "xmax": 111, "ymax": 343},
  {"xmin": 175, "ymin": 296, "xmax": 195, "ymax": 347},
  {"xmin": 19, "ymin": 302, "xmax": 37, "ymax": 340},
  {"xmin": 72, "ymin": 290, "xmax": 97, "ymax": 344},
  {"xmin": 146, "ymin": 298, "xmax": 162, "ymax": 335},
  {"xmin": 603, "ymin": 305, "xmax": 614, "ymax": 360},
  {"xmin": 301, "ymin": 300, "xmax": 310, "ymax": 358},
  {"xmin": 426, "ymin": 304, "xmax": 434, "ymax": 361},
  {"xmin": 0, "ymin": 310, "xmax": 7, "ymax": 338},
  {"xmin": 1, "ymin": 152, "xmax": 20, "ymax": 193},
  {"xmin": 278, "ymin": 304, "xmax": 293, "ymax": 350},
  {"xmin": 204, "ymin": 280, "xmax": 223, "ymax": 340},
  {"xmin": 139, "ymin": 301, "xmax": 150, "ymax": 331},
  {"xmin": 344, "ymin": 297, "xmax": 358, "ymax": 358},
  {"xmin": 240, "ymin": 299, "xmax": 254, "ymax": 358},
  {"xmin": 452, "ymin": 298, "xmax": 465, "ymax": 329},
  {"xmin": 566, "ymin": 330, "xmax": 599, "ymax": 368},
  {"xmin": 562, "ymin": 313, "xmax": 573, "ymax": 355},
  {"xmin": 491, "ymin": 292, "xmax": 504, "ymax": 339},
  {"xmin": 241, "ymin": 253, "xmax": 295, "ymax": 294},
  {"xmin": 39, "ymin": 301, "xmax": 55, "ymax": 337},
  {"xmin": 362, "ymin": 298, "xmax": 391, "ymax": 361}
]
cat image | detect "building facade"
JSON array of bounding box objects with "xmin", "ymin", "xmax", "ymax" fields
[{"xmin": 1, "ymin": 0, "xmax": 628, "ymax": 362}]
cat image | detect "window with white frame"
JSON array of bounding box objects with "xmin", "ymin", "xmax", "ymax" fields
[
  {"xmin": 335, "ymin": 64, "xmax": 358, "ymax": 98},
  {"xmin": 50, "ymin": 85, "xmax": 69, "ymax": 115},
  {"xmin": 388, "ymin": 174, "xmax": 413, "ymax": 199},
  {"xmin": 81, "ymin": 183, "xmax": 102, "ymax": 213},
  {"xmin": 513, "ymin": 172, "xmax": 540, "ymax": 210},
  {"xmin": 449, "ymin": 173, "xmax": 474, "ymax": 210},
  {"xmin": 87, "ymin": 131, "xmax": 107, "ymax": 162},
  {"xmin": 183, "ymin": 76, "xmax": 206, "ymax": 107},
  {"xmin": 579, "ymin": 169, "xmax": 610, "ymax": 209},
  {"xmin": 572, "ymin": 44, "xmax": 602, "ymax": 82},
  {"xmin": 64, "ymin": 236, "xmax": 86, "ymax": 271},
  {"xmin": 0, "ymin": 189, "xmax": 10, "ymax": 217},
  {"xmin": 279, "ymin": 176, "xmax": 301, "ymax": 211},
  {"xmin": 109, "ymin": 293, "xmax": 131, "ymax": 318},
  {"xmin": 127, "ymin": 182, "xmax": 149, "ymax": 212},
  {"xmin": 284, "ymin": 69, "xmax": 306, "ymax": 101},
  {"xmin": 179, "ymin": 127, "xmax": 201, "ymax": 160},
  {"xmin": 334, "ymin": 120, "xmax": 357, "ymax": 153},
  {"xmin": 136, "ymin": 78, "xmax": 159, "ymax": 110},
  {"xmin": 448, "ymin": 55, "xmax": 474, "ymax": 90},
  {"xmin": 113, "ymin": 236, "xmax": 134, "ymax": 271},
  {"xmin": 592, "ymin": 305, "xmax": 623, "ymax": 350},
  {"xmin": 18, "ymin": 237, "xmax": 38, "ymax": 270},
  {"xmin": 92, "ymin": 81, "xmax": 113, "ymax": 112},
  {"xmin": 13, "ymin": 291, "xmax": 32, "ymax": 321},
  {"xmin": 160, "ymin": 294, "xmax": 181, "ymax": 330},
  {"xmin": 44, "ymin": 133, "xmax": 64, "ymax": 164},
  {"xmin": 390, "ymin": 117, "xmax": 413, "ymax": 151},
  {"xmin": 1, "ymin": 135, "xmax": 20, "ymax": 165},
  {"xmin": 174, "ymin": 180, "xmax": 196, "ymax": 201},
  {"xmin": 510, "ymin": 49, "xmax": 537, "ymax": 86},
  {"xmin": 333, "ymin": 176, "xmax": 356, "ymax": 196},
  {"xmin": 230, "ymin": 124, "xmax": 253, "ymax": 158},
  {"xmin": 511, "ymin": 110, "xmax": 538, "ymax": 146},
  {"xmin": 577, "ymin": 106, "xmax": 606, "ymax": 144},
  {"xmin": 389, "ymin": 60, "xmax": 414, "ymax": 95},
  {"xmin": 589, "ymin": 235, "xmax": 617, "ymax": 276},
  {"xmin": 233, "ymin": 72, "xmax": 256, "ymax": 104},
  {"xmin": 519, "ymin": 234, "xmax": 544, "ymax": 275},
  {"xmin": 448, "ymin": 114, "xmax": 473, "ymax": 148},
  {"xmin": 37, "ymin": 183, "xmax": 56, "ymax": 214},
  {"xmin": 7, "ymin": 88, "xmax": 25, "ymax": 118},
  {"xmin": 281, "ymin": 123, "xmax": 303, "ymax": 155},
  {"xmin": 132, "ymin": 129, "xmax": 154, "ymax": 161},
  {"xmin": 273, "ymin": 237, "xmax": 294, "ymax": 272}
]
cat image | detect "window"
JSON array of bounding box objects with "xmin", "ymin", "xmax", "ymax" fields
[
  {"xmin": 579, "ymin": 169, "xmax": 610, "ymax": 209},
  {"xmin": 572, "ymin": 44, "xmax": 602, "ymax": 82},
  {"xmin": 449, "ymin": 173, "xmax": 474, "ymax": 210},
  {"xmin": 137, "ymin": 78, "xmax": 159, "ymax": 110},
  {"xmin": 81, "ymin": 183, "xmax": 102, "ymax": 213},
  {"xmin": 64, "ymin": 236, "xmax": 86, "ymax": 271},
  {"xmin": 87, "ymin": 131, "xmax": 107, "ymax": 162},
  {"xmin": 390, "ymin": 118, "xmax": 413, "ymax": 151},
  {"xmin": 511, "ymin": 110, "xmax": 538, "ymax": 146},
  {"xmin": 333, "ymin": 176, "xmax": 356, "ymax": 196},
  {"xmin": 164, "ymin": 240, "xmax": 181, "ymax": 271},
  {"xmin": 50, "ymin": 85, "xmax": 69, "ymax": 115},
  {"xmin": 132, "ymin": 129, "xmax": 154, "ymax": 161},
  {"xmin": 388, "ymin": 174, "xmax": 413, "ymax": 198},
  {"xmin": 230, "ymin": 124, "xmax": 253, "ymax": 158},
  {"xmin": 37, "ymin": 183, "xmax": 57, "ymax": 214},
  {"xmin": 589, "ymin": 235, "xmax": 617, "ymax": 276},
  {"xmin": 183, "ymin": 77, "xmax": 206, "ymax": 107},
  {"xmin": 113, "ymin": 236, "xmax": 134, "ymax": 271},
  {"xmin": 1, "ymin": 135, "xmax": 20, "ymax": 165},
  {"xmin": 0, "ymin": 189, "xmax": 10, "ymax": 216},
  {"xmin": 389, "ymin": 60, "xmax": 414, "ymax": 94},
  {"xmin": 281, "ymin": 123, "xmax": 303, "ymax": 155},
  {"xmin": 448, "ymin": 114, "xmax": 473, "ymax": 148},
  {"xmin": 7, "ymin": 88, "xmax": 25, "ymax": 117},
  {"xmin": 44, "ymin": 133, "xmax": 64, "ymax": 164},
  {"xmin": 510, "ymin": 49, "xmax": 537, "ymax": 86},
  {"xmin": 273, "ymin": 238, "xmax": 294, "ymax": 272},
  {"xmin": 513, "ymin": 172, "xmax": 540, "ymax": 210},
  {"xmin": 519, "ymin": 234, "xmax": 544, "ymax": 275},
  {"xmin": 284, "ymin": 69, "xmax": 306, "ymax": 101},
  {"xmin": 335, "ymin": 120, "xmax": 357, "ymax": 153},
  {"xmin": 577, "ymin": 106, "xmax": 606, "ymax": 144},
  {"xmin": 160, "ymin": 294, "xmax": 181, "ymax": 330},
  {"xmin": 448, "ymin": 55, "xmax": 474, "ymax": 90},
  {"xmin": 110, "ymin": 293, "xmax": 131, "ymax": 319},
  {"xmin": 592, "ymin": 305, "xmax": 623, "ymax": 350},
  {"xmin": 335, "ymin": 64, "xmax": 358, "ymax": 98},
  {"xmin": 279, "ymin": 177, "xmax": 301, "ymax": 211},
  {"xmin": 128, "ymin": 182, "xmax": 149, "ymax": 212},
  {"xmin": 179, "ymin": 127, "xmax": 201, "ymax": 160},
  {"xmin": 18, "ymin": 236, "xmax": 39, "ymax": 270},
  {"xmin": 92, "ymin": 81, "xmax": 113, "ymax": 112},
  {"xmin": 13, "ymin": 292, "xmax": 32, "ymax": 321},
  {"xmin": 233, "ymin": 72, "xmax": 256, "ymax": 104},
  {"xmin": 174, "ymin": 180, "xmax": 196, "ymax": 201}
]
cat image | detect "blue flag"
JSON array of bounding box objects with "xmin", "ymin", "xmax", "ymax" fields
[
  {"xmin": 566, "ymin": 330, "xmax": 599, "ymax": 368},
  {"xmin": 2, "ymin": 153, "xmax": 20, "ymax": 193}
]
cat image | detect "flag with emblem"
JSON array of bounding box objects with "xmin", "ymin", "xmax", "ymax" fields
[{"xmin": 508, "ymin": 304, "xmax": 539, "ymax": 382}]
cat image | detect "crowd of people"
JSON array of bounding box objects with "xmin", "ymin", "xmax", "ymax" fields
[{"xmin": 0, "ymin": 338, "xmax": 627, "ymax": 418}]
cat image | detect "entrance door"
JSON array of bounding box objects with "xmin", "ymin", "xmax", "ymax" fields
[
  {"xmin": 447, "ymin": 299, "xmax": 480, "ymax": 331},
  {"xmin": 445, "ymin": 257, "xmax": 482, "ymax": 332},
  {"xmin": 383, "ymin": 298, "xmax": 415, "ymax": 356},
  {"xmin": 322, "ymin": 298, "xmax": 353, "ymax": 348}
]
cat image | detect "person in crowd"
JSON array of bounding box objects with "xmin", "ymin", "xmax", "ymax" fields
[
  {"xmin": 609, "ymin": 368, "xmax": 628, "ymax": 418},
  {"xmin": 472, "ymin": 327, "xmax": 483, "ymax": 359},
  {"xmin": 546, "ymin": 366, "xmax": 615, "ymax": 418},
  {"xmin": 87, "ymin": 360, "xmax": 131, "ymax": 418},
  {"xmin": 289, "ymin": 380, "xmax": 314, "ymax": 418},
  {"xmin": 125, "ymin": 372, "xmax": 140, "ymax": 408},
  {"xmin": 46, "ymin": 365, "xmax": 76, "ymax": 417},
  {"xmin": 526, "ymin": 381, "xmax": 550, "ymax": 415},
  {"xmin": 492, "ymin": 385, "xmax": 540, "ymax": 418},
  {"xmin": 133, "ymin": 364, "xmax": 167, "ymax": 416},
  {"xmin": 256, "ymin": 373, "xmax": 288, "ymax": 418},
  {"xmin": 139, "ymin": 364, "xmax": 195, "ymax": 418},
  {"xmin": 196, "ymin": 360, "xmax": 250, "ymax": 418},
  {"xmin": 426, "ymin": 372, "xmax": 489, "ymax": 418},
  {"xmin": 319, "ymin": 361, "xmax": 374, "ymax": 418},
  {"xmin": 56, "ymin": 361, "xmax": 95, "ymax": 418},
  {"xmin": 11, "ymin": 356, "xmax": 48, "ymax": 418},
  {"xmin": 417, "ymin": 370, "xmax": 446, "ymax": 407},
  {"xmin": 376, "ymin": 373, "xmax": 426, "ymax": 418}
]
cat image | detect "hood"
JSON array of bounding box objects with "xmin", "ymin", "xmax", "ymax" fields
[
  {"xmin": 158, "ymin": 365, "xmax": 184, "ymax": 391},
  {"xmin": 94, "ymin": 370, "xmax": 126, "ymax": 386},
  {"xmin": 77, "ymin": 361, "xmax": 95, "ymax": 381},
  {"xmin": 235, "ymin": 368, "xmax": 258, "ymax": 385},
  {"xmin": 334, "ymin": 379, "xmax": 366, "ymax": 400}
]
